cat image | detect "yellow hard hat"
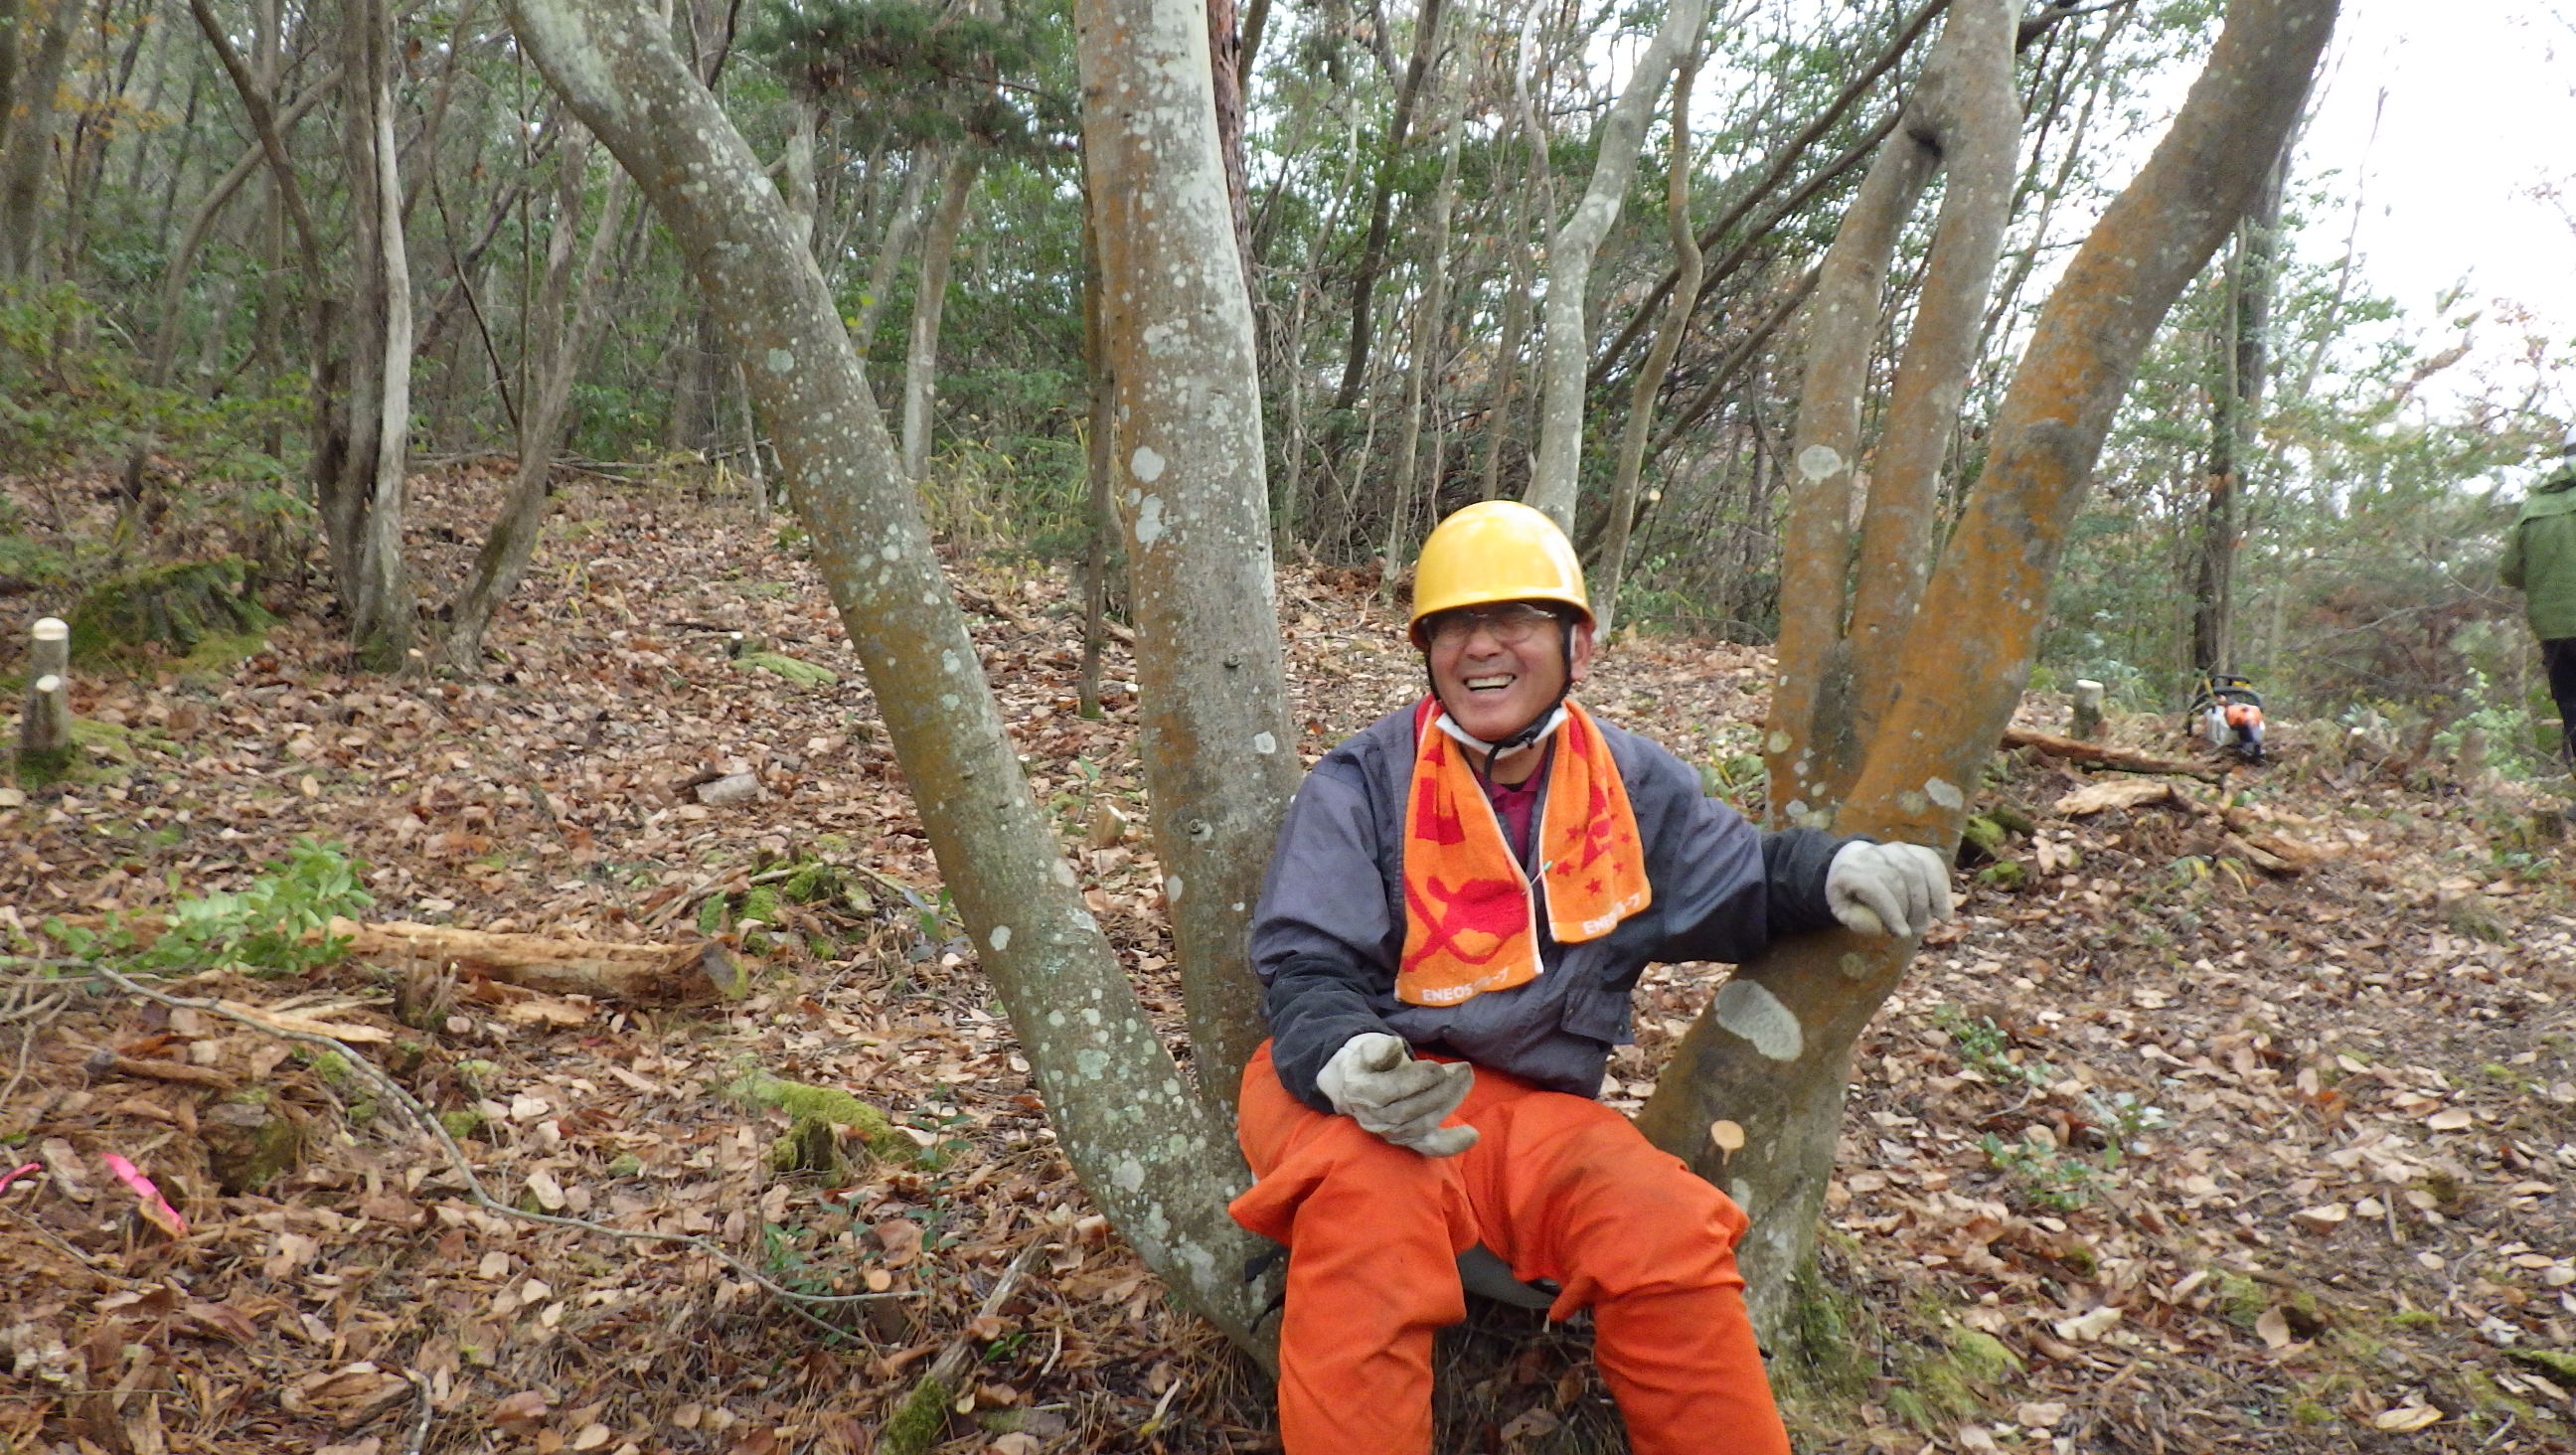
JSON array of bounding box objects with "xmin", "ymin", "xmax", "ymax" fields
[{"xmin": 1408, "ymin": 501, "xmax": 1591, "ymax": 647}]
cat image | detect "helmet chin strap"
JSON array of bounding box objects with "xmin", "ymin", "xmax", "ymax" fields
[{"xmin": 1427, "ymin": 618, "xmax": 1579, "ymax": 784}]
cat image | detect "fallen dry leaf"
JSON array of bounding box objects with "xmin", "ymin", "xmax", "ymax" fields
[{"xmin": 2372, "ymin": 1403, "xmax": 2442, "ymax": 1432}]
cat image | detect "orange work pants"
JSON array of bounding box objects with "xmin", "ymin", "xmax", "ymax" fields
[{"xmin": 1229, "ymin": 1041, "xmax": 1791, "ymax": 1455}]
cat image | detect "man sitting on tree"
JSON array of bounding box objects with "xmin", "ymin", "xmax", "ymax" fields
[{"xmin": 1230, "ymin": 500, "xmax": 1952, "ymax": 1455}]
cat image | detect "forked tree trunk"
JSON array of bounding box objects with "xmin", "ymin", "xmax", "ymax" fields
[
  {"xmin": 900, "ymin": 145, "xmax": 981, "ymax": 484},
  {"xmin": 445, "ymin": 135, "xmax": 631, "ymax": 669},
  {"xmin": 1521, "ymin": 0, "xmax": 1706, "ymax": 531},
  {"xmin": 504, "ymin": 0, "xmax": 1280, "ymax": 1352},
  {"xmin": 1075, "ymin": 0, "xmax": 1300, "ymax": 1108},
  {"xmin": 1764, "ymin": 0, "xmax": 2016, "ymax": 823},
  {"xmin": 1636, "ymin": 0, "xmax": 2338, "ymax": 1339}
]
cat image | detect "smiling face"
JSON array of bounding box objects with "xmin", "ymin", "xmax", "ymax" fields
[{"xmin": 1425, "ymin": 601, "xmax": 1595, "ymax": 748}]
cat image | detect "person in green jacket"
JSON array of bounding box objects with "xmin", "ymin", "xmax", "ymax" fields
[{"xmin": 2501, "ymin": 426, "xmax": 2576, "ymax": 767}]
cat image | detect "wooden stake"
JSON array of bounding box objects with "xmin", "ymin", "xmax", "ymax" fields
[{"xmin": 17, "ymin": 617, "xmax": 74, "ymax": 784}]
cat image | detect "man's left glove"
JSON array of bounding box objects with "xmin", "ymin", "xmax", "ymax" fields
[{"xmin": 1827, "ymin": 841, "xmax": 1954, "ymax": 937}]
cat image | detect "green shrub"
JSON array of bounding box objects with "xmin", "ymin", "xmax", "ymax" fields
[{"xmin": 45, "ymin": 839, "xmax": 374, "ymax": 979}]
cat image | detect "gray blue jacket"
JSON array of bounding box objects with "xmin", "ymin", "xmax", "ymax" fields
[{"xmin": 1251, "ymin": 704, "xmax": 1849, "ymax": 1110}]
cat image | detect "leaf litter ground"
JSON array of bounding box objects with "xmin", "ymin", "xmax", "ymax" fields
[{"xmin": 5, "ymin": 470, "xmax": 2576, "ymax": 1454}]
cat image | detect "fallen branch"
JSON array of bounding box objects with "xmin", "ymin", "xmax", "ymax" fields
[
  {"xmin": 88, "ymin": 966, "xmax": 915, "ymax": 1343},
  {"xmin": 2004, "ymin": 726, "xmax": 2223, "ymax": 781}
]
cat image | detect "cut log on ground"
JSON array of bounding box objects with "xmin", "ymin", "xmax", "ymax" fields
[
  {"xmin": 324, "ymin": 918, "xmax": 743, "ymax": 1003},
  {"xmin": 2004, "ymin": 726, "xmax": 2223, "ymax": 781},
  {"xmin": 54, "ymin": 913, "xmax": 740, "ymax": 1004},
  {"xmin": 2053, "ymin": 778, "xmax": 2176, "ymax": 816},
  {"xmin": 2042, "ymin": 780, "xmax": 2328, "ymax": 874}
]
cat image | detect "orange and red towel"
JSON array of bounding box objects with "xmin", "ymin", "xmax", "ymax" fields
[{"xmin": 1396, "ymin": 698, "xmax": 1650, "ymax": 1008}]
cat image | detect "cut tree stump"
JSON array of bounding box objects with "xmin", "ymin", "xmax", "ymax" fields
[
  {"xmin": 2070, "ymin": 679, "xmax": 2105, "ymax": 740},
  {"xmin": 17, "ymin": 616, "xmax": 74, "ymax": 784}
]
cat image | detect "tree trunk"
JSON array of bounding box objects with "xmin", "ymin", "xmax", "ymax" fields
[
  {"xmin": 1475, "ymin": 9, "xmax": 1553, "ymax": 504},
  {"xmin": 1331, "ymin": 0, "xmax": 1446, "ymax": 413},
  {"xmin": 1521, "ymin": 0, "xmax": 1706, "ymax": 531},
  {"xmin": 0, "ymin": 0, "xmax": 78, "ymax": 276},
  {"xmin": 327, "ymin": 0, "xmax": 417, "ymax": 671},
  {"xmin": 2191, "ymin": 142, "xmax": 2287, "ymax": 675},
  {"xmin": 505, "ymin": 0, "xmax": 1279, "ymax": 1350},
  {"xmin": 1077, "ymin": 196, "xmax": 1114, "ymax": 719},
  {"xmin": 1380, "ymin": 18, "xmax": 1469, "ymax": 576},
  {"xmin": 1076, "ymin": 0, "xmax": 1301, "ymax": 1111},
  {"xmin": 445, "ymin": 134, "xmax": 631, "ymax": 668},
  {"xmin": 1204, "ymin": 0, "xmax": 1253, "ymax": 295},
  {"xmin": 1588, "ymin": 0, "xmax": 1950, "ymax": 392},
  {"xmin": 1637, "ymin": 0, "xmax": 2338, "ymax": 1341},
  {"xmin": 854, "ymin": 154, "xmax": 929, "ymax": 348},
  {"xmin": 900, "ymin": 145, "xmax": 980, "ymax": 485},
  {"xmin": 1593, "ymin": 47, "xmax": 1698, "ymax": 640}
]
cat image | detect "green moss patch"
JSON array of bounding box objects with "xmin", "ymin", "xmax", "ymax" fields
[
  {"xmin": 738, "ymin": 651, "xmax": 838, "ymax": 688},
  {"xmin": 69, "ymin": 557, "xmax": 270, "ymax": 664}
]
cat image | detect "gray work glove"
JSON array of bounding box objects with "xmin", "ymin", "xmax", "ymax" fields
[
  {"xmin": 1315, "ymin": 1033, "xmax": 1479, "ymax": 1157},
  {"xmin": 1826, "ymin": 841, "xmax": 1954, "ymax": 937}
]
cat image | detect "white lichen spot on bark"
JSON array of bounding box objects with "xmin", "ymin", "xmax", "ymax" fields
[
  {"xmin": 1714, "ymin": 979, "xmax": 1804, "ymax": 1061},
  {"xmin": 1114, "ymin": 1156, "xmax": 1144, "ymax": 1191},
  {"xmin": 989, "ymin": 925, "xmax": 1012, "ymax": 951},
  {"xmin": 1252, "ymin": 731, "xmax": 1277, "ymax": 755},
  {"xmin": 1925, "ymin": 777, "xmax": 1964, "ymax": 810},
  {"xmin": 1163, "ymin": 874, "xmax": 1184, "ymax": 902},
  {"xmin": 1729, "ymin": 1178, "xmax": 1756, "ymax": 1214},
  {"xmin": 1129, "ymin": 445, "xmax": 1167, "ymax": 483},
  {"xmin": 764, "ymin": 348, "xmax": 794, "ymax": 373},
  {"xmin": 1053, "ymin": 860, "xmax": 1078, "ymax": 888},
  {"xmin": 1135, "ymin": 494, "xmax": 1166, "ymax": 547},
  {"xmin": 1897, "ymin": 789, "xmax": 1929, "ymax": 816},
  {"xmin": 1838, "ymin": 951, "xmax": 1870, "ymax": 980},
  {"xmin": 1077, "ymin": 1049, "xmax": 1109, "ymax": 1077},
  {"xmin": 1765, "ymin": 730, "xmax": 1791, "ymax": 754},
  {"xmin": 942, "ymin": 649, "xmax": 961, "ymax": 673},
  {"xmin": 1796, "ymin": 444, "xmax": 1844, "ymax": 482}
]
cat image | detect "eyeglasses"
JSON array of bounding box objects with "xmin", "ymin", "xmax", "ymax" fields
[{"xmin": 1426, "ymin": 603, "xmax": 1562, "ymax": 648}]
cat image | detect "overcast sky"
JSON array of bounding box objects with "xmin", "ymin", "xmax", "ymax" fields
[{"xmin": 2295, "ymin": 3, "xmax": 2576, "ymax": 428}]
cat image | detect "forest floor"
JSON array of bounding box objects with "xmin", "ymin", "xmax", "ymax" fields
[{"xmin": 7, "ymin": 468, "xmax": 2576, "ymax": 1455}]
